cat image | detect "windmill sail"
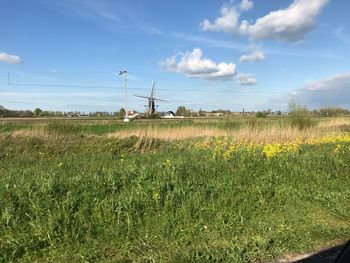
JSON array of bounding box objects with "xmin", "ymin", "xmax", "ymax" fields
[
  {"xmin": 133, "ymin": 80, "xmax": 169, "ymax": 115},
  {"xmin": 151, "ymin": 81, "xmax": 155, "ymax": 98},
  {"xmin": 153, "ymin": 97, "xmax": 170, "ymax": 102},
  {"xmin": 134, "ymin": 95, "xmax": 150, "ymax": 99}
]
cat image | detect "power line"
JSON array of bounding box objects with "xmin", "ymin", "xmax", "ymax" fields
[
  {"xmin": 4, "ymin": 82, "xmax": 244, "ymax": 93},
  {"xmin": 7, "ymin": 83, "xmax": 122, "ymax": 90},
  {"xmin": 5, "ymin": 82, "xmax": 342, "ymax": 95},
  {"xmin": 6, "ymin": 73, "xmax": 342, "ymax": 95},
  {"xmin": 6, "ymin": 71, "xmax": 293, "ymax": 91}
]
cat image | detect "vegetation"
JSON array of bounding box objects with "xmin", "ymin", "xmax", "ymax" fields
[
  {"xmin": 33, "ymin": 108, "xmax": 42, "ymax": 117},
  {"xmin": 314, "ymin": 107, "xmax": 350, "ymax": 116},
  {"xmin": 176, "ymin": 106, "xmax": 191, "ymax": 117},
  {"xmin": 288, "ymin": 99, "xmax": 315, "ymax": 130},
  {"xmin": 117, "ymin": 107, "xmax": 126, "ymax": 118},
  {"xmin": 255, "ymin": 111, "xmax": 267, "ymax": 118},
  {"xmin": 1, "ymin": 104, "xmax": 350, "ymax": 119},
  {"xmin": 0, "ymin": 117, "xmax": 350, "ymax": 262}
]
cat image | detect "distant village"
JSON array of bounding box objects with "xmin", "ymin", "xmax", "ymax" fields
[{"xmin": 1, "ymin": 105, "xmax": 349, "ymax": 119}]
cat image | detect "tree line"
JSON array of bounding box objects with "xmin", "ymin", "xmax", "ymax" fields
[
  {"xmin": 1, "ymin": 105, "xmax": 349, "ymax": 118},
  {"xmin": 0, "ymin": 106, "xmax": 127, "ymax": 118}
]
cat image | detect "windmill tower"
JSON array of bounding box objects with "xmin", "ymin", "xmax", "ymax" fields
[{"xmin": 134, "ymin": 81, "xmax": 169, "ymax": 116}]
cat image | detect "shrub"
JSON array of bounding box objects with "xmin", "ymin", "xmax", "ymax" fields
[
  {"xmin": 256, "ymin": 111, "xmax": 267, "ymax": 118},
  {"xmin": 288, "ymin": 99, "xmax": 315, "ymax": 130}
]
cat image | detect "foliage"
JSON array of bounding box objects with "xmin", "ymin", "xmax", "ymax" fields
[
  {"xmin": 0, "ymin": 107, "xmax": 34, "ymax": 118},
  {"xmin": 0, "ymin": 120, "xmax": 349, "ymax": 262},
  {"xmin": 118, "ymin": 107, "xmax": 126, "ymax": 117},
  {"xmin": 34, "ymin": 108, "xmax": 42, "ymax": 117},
  {"xmin": 148, "ymin": 112, "xmax": 161, "ymax": 119},
  {"xmin": 313, "ymin": 107, "xmax": 350, "ymax": 116},
  {"xmin": 256, "ymin": 111, "xmax": 267, "ymax": 118},
  {"xmin": 176, "ymin": 106, "xmax": 191, "ymax": 117},
  {"xmin": 288, "ymin": 98, "xmax": 315, "ymax": 130}
]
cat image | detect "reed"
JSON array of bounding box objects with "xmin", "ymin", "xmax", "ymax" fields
[{"xmin": 107, "ymin": 117, "xmax": 350, "ymax": 143}]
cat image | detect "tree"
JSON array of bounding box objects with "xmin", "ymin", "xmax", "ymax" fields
[
  {"xmin": 23, "ymin": 110, "xmax": 34, "ymax": 118},
  {"xmin": 34, "ymin": 108, "xmax": 42, "ymax": 117},
  {"xmin": 0, "ymin": 106, "xmax": 5, "ymax": 118},
  {"xmin": 118, "ymin": 108, "xmax": 126, "ymax": 118},
  {"xmin": 176, "ymin": 106, "xmax": 191, "ymax": 117},
  {"xmin": 39, "ymin": 111, "xmax": 50, "ymax": 117},
  {"xmin": 55, "ymin": 111, "xmax": 63, "ymax": 117},
  {"xmin": 319, "ymin": 107, "xmax": 349, "ymax": 116}
]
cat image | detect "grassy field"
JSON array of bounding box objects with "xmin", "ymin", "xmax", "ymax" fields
[{"xmin": 1, "ymin": 117, "xmax": 350, "ymax": 262}]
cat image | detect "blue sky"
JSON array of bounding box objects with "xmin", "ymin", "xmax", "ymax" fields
[{"xmin": 1, "ymin": 0, "xmax": 350, "ymax": 112}]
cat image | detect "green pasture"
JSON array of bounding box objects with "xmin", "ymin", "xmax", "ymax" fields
[{"xmin": 0, "ymin": 119, "xmax": 349, "ymax": 262}]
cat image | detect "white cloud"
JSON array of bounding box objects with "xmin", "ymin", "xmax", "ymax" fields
[
  {"xmin": 0, "ymin": 52, "xmax": 22, "ymax": 64},
  {"xmin": 240, "ymin": 51, "xmax": 265, "ymax": 62},
  {"xmin": 291, "ymin": 72, "xmax": 350, "ymax": 107},
  {"xmin": 241, "ymin": 0, "xmax": 329, "ymax": 42},
  {"xmin": 240, "ymin": 0, "xmax": 254, "ymax": 11},
  {"xmin": 161, "ymin": 48, "xmax": 237, "ymax": 80},
  {"xmin": 236, "ymin": 74, "xmax": 257, "ymax": 85},
  {"xmin": 201, "ymin": 0, "xmax": 328, "ymax": 42},
  {"xmin": 199, "ymin": 0, "xmax": 253, "ymax": 33},
  {"xmin": 200, "ymin": 3, "xmax": 240, "ymax": 33}
]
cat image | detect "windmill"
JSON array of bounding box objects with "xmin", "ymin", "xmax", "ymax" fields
[{"xmin": 134, "ymin": 81, "xmax": 169, "ymax": 116}]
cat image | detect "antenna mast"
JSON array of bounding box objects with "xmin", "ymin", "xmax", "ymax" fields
[{"xmin": 119, "ymin": 70, "xmax": 129, "ymax": 122}]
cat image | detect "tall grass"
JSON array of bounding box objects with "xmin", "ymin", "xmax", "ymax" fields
[
  {"xmin": 0, "ymin": 124, "xmax": 350, "ymax": 262},
  {"xmin": 107, "ymin": 118, "xmax": 350, "ymax": 143},
  {"xmin": 45, "ymin": 120, "xmax": 85, "ymax": 134}
]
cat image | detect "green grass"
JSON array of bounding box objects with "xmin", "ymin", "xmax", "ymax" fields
[
  {"xmin": 0, "ymin": 119, "xmax": 349, "ymax": 262},
  {"xmin": 0, "ymin": 123, "xmax": 33, "ymax": 133}
]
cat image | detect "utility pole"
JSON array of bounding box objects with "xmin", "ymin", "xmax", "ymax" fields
[{"xmin": 119, "ymin": 70, "xmax": 129, "ymax": 122}]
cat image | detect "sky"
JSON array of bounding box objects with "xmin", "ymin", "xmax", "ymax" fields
[{"xmin": 1, "ymin": 0, "xmax": 350, "ymax": 113}]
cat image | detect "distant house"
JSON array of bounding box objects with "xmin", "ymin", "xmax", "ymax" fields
[
  {"xmin": 162, "ymin": 111, "xmax": 176, "ymax": 118},
  {"xmin": 67, "ymin": 111, "xmax": 80, "ymax": 117},
  {"xmin": 205, "ymin": 112, "xmax": 222, "ymax": 117},
  {"xmin": 162, "ymin": 111, "xmax": 183, "ymax": 119}
]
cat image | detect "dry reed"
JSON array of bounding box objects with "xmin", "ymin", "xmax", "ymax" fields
[{"xmin": 107, "ymin": 117, "xmax": 350, "ymax": 143}]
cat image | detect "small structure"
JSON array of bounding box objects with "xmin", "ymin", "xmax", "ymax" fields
[
  {"xmin": 162, "ymin": 111, "xmax": 184, "ymax": 119},
  {"xmin": 162, "ymin": 111, "xmax": 176, "ymax": 118},
  {"xmin": 134, "ymin": 81, "xmax": 169, "ymax": 116},
  {"xmin": 126, "ymin": 110, "xmax": 139, "ymax": 120},
  {"xmin": 67, "ymin": 111, "xmax": 80, "ymax": 117}
]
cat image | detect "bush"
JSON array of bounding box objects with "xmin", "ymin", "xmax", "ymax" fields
[
  {"xmin": 256, "ymin": 111, "xmax": 267, "ymax": 118},
  {"xmin": 288, "ymin": 99, "xmax": 315, "ymax": 130}
]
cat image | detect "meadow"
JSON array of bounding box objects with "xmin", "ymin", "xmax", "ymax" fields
[{"xmin": 0, "ymin": 116, "xmax": 350, "ymax": 262}]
